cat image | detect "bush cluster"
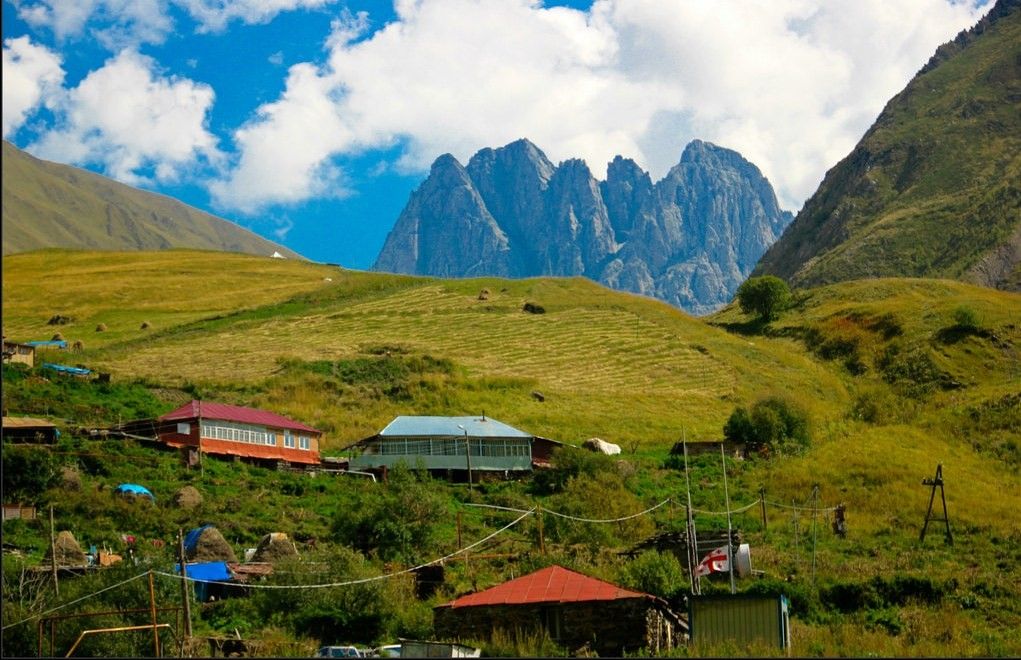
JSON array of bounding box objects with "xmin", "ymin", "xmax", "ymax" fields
[{"xmin": 723, "ymin": 397, "xmax": 810, "ymax": 456}]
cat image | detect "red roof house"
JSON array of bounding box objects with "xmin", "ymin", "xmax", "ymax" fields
[
  {"xmin": 434, "ymin": 565, "xmax": 684, "ymax": 655},
  {"xmin": 156, "ymin": 400, "xmax": 321, "ymax": 466}
]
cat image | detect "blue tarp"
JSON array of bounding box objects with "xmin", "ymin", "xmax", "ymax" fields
[
  {"xmin": 114, "ymin": 483, "xmax": 154, "ymax": 499},
  {"xmin": 42, "ymin": 362, "xmax": 91, "ymax": 376},
  {"xmin": 184, "ymin": 525, "xmax": 214, "ymax": 554},
  {"xmin": 174, "ymin": 561, "xmax": 232, "ymax": 582},
  {"xmin": 175, "ymin": 560, "xmax": 232, "ymax": 602},
  {"xmin": 27, "ymin": 340, "xmax": 68, "ymax": 348}
]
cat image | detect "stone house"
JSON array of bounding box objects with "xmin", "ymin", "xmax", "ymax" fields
[{"xmin": 433, "ymin": 565, "xmax": 685, "ymax": 656}]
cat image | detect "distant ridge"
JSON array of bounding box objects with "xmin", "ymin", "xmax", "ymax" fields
[
  {"xmin": 755, "ymin": 0, "xmax": 1021, "ymax": 291},
  {"xmin": 1, "ymin": 141, "xmax": 301, "ymax": 259},
  {"xmin": 374, "ymin": 139, "xmax": 792, "ymax": 315}
]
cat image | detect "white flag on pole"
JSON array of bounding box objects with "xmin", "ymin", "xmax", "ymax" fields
[{"xmin": 694, "ymin": 545, "xmax": 730, "ymax": 577}]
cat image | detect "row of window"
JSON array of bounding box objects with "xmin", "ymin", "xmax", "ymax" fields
[
  {"xmin": 193, "ymin": 421, "xmax": 313, "ymax": 451},
  {"xmin": 367, "ymin": 437, "xmax": 530, "ymax": 458}
]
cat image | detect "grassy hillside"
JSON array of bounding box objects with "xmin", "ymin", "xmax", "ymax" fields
[
  {"xmin": 754, "ymin": 0, "xmax": 1021, "ymax": 290},
  {"xmin": 1, "ymin": 141, "xmax": 301, "ymax": 258},
  {"xmin": 2, "ymin": 251, "xmax": 1020, "ymax": 657}
]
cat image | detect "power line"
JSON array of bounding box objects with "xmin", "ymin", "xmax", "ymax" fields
[
  {"xmin": 154, "ymin": 508, "xmax": 535, "ymax": 590},
  {"xmin": 1, "ymin": 571, "xmax": 151, "ymax": 630}
]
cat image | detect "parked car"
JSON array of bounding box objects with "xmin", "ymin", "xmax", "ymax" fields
[
  {"xmin": 316, "ymin": 646, "xmax": 364, "ymax": 658},
  {"xmin": 373, "ymin": 644, "xmax": 401, "ymax": 658}
]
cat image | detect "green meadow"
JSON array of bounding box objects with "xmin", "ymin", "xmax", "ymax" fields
[{"xmin": 2, "ymin": 250, "xmax": 1019, "ymax": 657}]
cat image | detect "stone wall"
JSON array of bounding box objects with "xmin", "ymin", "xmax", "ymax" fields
[{"xmin": 434, "ymin": 597, "xmax": 678, "ymax": 656}]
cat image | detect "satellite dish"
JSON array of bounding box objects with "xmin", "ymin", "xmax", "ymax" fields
[{"xmin": 735, "ymin": 543, "xmax": 752, "ymax": 578}]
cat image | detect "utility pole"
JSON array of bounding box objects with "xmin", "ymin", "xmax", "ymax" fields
[
  {"xmin": 537, "ymin": 506, "xmax": 546, "ymax": 555},
  {"xmin": 458, "ymin": 426, "xmax": 473, "ymax": 493},
  {"xmin": 810, "ymin": 485, "xmax": 820, "ymax": 584},
  {"xmin": 178, "ymin": 530, "xmax": 192, "ymax": 639},
  {"xmin": 759, "ymin": 486, "xmax": 768, "ymax": 531},
  {"xmin": 49, "ymin": 505, "xmax": 59, "ymax": 596},
  {"xmin": 720, "ymin": 442, "xmax": 736, "ymax": 595},
  {"xmin": 682, "ymin": 434, "xmax": 700, "ymax": 595}
]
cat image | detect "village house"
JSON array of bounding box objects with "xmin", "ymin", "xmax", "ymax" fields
[
  {"xmin": 344, "ymin": 415, "xmax": 563, "ymax": 476},
  {"xmin": 2, "ymin": 339, "xmax": 36, "ymax": 367},
  {"xmin": 1, "ymin": 416, "xmax": 59, "ymax": 443},
  {"xmin": 154, "ymin": 400, "xmax": 321, "ymax": 467},
  {"xmin": 433, "ymin": 565, "xmax": 685, "ymax": 656}
]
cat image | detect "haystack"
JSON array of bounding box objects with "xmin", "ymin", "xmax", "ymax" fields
[
  {"xmin": 44, "ymin": 531, "xmax": 88, "ymax": 566},
  {"xmin": 140, "ymin": 321, "xmax": 151, "ymax": 330},
  {"xmin": 61, "ymin": 466, "xmax": 82, "ymax": 491},
  {"xmin": 251, "ymin": 533, "xmax": 299, "ymax": 563},
  {"xmin": 477, "ymin": 288, "xmax": 490, "ymax": 301},
  {"xmin": 186, "ymin": 526, "xmax": 237, "ymax": 563},
  {"xmin": 95, "ymin": 323, "xmax": 107, "ymax": 332},
  {"xmin": 51, "ymin": 333, "xmax": 64, "ymax": 341},
  {"xmin": 174, "ymin": 486, "xmax": 203, "ymax": 509}
]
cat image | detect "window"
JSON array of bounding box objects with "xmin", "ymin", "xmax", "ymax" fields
[
  {"xmin": 177, "ymin": 423, "xmax": 191, "ymax": 435},
  {"xmin": 299, "ymin": 435, "xmax": 310, "ymax": 450},
  {"xmin": 284, "ymin": 430, "xmax": 295, "ymax": 448}
]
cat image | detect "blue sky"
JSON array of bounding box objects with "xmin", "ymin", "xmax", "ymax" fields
[{"xmin": 2, "ymin": 0, "xmax": 985, "ymax": 268}]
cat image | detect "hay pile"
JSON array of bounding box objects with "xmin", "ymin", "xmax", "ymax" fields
[
  {"xmin": 140, "ymin": 321, "xmax": 151, "ymax": 330},
  {"xmin": 95, "ymin": 323, "xmax": 107, "ymax": 332},
  {"xmin": 477, "ymin": 288, "xmax": 490, "ymax": 301},
  {"xmin": 51, "ymin": 333, "xmax": 64, "ymax": 341},
  {"xmin": 61, "ymin": 466, "xmax": 82, "ymax": 491},
  {"xmin": 187, "ymin": 526, "xmax": 237, "ymax": 563},
  {"xmin": 251, "ymin": 533, "xmax": 299, "ymax": 563},
  {"xmin": 174, "ymin": 486, "xmax": 203, "ymax": 509},
  {"xmin": 44, "ymin": 531, "xmax": 87, "ymax": 566}
]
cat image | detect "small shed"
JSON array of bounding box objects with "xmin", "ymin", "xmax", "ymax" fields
[
  {"xmin": 433, "ymin": 565, "xmax": 683, "ymax": 656},
  {"xmin": 1, "ymin": 416, "xmax": 59, "ymax": 443},
  {"xmin": 25, "ymin": 340, "xmax": 68, "ymax": 351},
  {"xmin": 42, "ymin": 362, "xmax": 91, "ymax": 378},
  {"xmin": 2, "ymin": 340, "xmax": 35, "ymax": 367},
  {"xmin": 688, "ymin": 594, "xmax": 791, "ymax": 651}
]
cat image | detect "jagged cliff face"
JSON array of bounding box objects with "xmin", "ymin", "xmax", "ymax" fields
[{"xmin": 374, "ymin": 138, "xmax": 792, "ymax": 315}]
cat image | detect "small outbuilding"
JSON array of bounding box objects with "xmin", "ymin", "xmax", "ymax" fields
[
  {"xmin": 688, "ymin": 594, "xmax": 791, "ymax": 651},
  {"xmin": 2, "ymin": 340, "xmax": 35, "ymax": 367},
  {"xmin": 433, "ymin": 565, "xmax": 684, "ymax": 656},
  {"xmin": 1, "ymin": 416, "xmax": 59, "ymax": 443}
]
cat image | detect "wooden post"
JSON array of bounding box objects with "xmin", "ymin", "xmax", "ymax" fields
[
  {"xmin": 178, "ymin": 530, "xmax": 192, "ymax": 639},
  {"xmin": 759, "ymin": 487, "xmax": 768, "ymax": 531},
  {"xmin": 464, "ymin": 430, "xmax": 473, "ymax": 493},
  {"xmin": 148, "ymin": 570, "xmax": 161, "ymax": 657},
  {"xmin": 456, "ymin": 512, "xmax": 463, "ymax": 550},
  {"xmin": 48, "ymin": 505, "xmax": 59, "ymax": 597},
  {"xmin": 920, "ymin": 464, "xmax": 953, "ymax": 545}
]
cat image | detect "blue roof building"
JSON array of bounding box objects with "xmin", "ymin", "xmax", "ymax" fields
[{"xmin": 346, "ymin": 415, "xmax": 535, "ymax": 473}]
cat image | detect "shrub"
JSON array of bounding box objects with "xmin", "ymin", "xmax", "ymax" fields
[
  {"xmin": 723, "ymin": 397, "xmax": 810, "ymax": 456},
  {"xmin": 736, "ymin": 276, "xmax": 792, "ymax": 321},
  {"xmin": 953, "ymin": 305, "xmax": 979, "ymax": 330},
  {"xmin": 620, "ymin": 550, "xmax": 686, "ymax": 600}
]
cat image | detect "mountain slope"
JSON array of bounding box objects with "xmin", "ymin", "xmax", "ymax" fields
[
  {"xmin": 754, "ymin": 0, "xmax": 1021, "ymax": 290},
  {"xmin": 374, "ymin": 139, "xmax": 792, "ymax": 315},
  {"xmin": 1, "ymin": 141, "xmax": 301, "ymax": 258}
]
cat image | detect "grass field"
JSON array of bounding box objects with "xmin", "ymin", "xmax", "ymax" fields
[{"xmin": 2, "ymin": 250, "xmax": 1020, "ymax": 657}]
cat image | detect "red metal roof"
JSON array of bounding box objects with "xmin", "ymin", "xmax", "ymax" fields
[
  {"xmin": 443, "ymin": 565, "xmax": 648, "ymax": 608},
  {"xmin": 160, "ymin": 400, "xmax": 320, "ymax": 434}
]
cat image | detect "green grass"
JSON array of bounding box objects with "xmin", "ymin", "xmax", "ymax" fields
[{"xmin": 2, "ymin": 251, "xmax": 1020, "ymax": 657}]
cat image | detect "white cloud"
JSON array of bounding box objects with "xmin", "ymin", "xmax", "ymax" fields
[
  {"xmin": 213, "ymin": 0, "xmax": 983, "ymax": 214},
  {"xmin": 29, "ymin": 49, "xmax": 220, "ymax": 186},
  {"xmin": 2, "ymin": 36, "xmax": 65, "ymax": 138},
  {"xmin": 13, "ymin": 0, "xmax": 335, "ymax": 47},
  {"xmin": 177, "ymin": 0, "xmax": 337, "ymax": 33}
]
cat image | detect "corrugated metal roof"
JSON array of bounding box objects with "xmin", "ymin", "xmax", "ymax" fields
[
  {"xmin": 379, "ymin": 416, "xmax": 531, "ymax": 438},
  {"xmin": 42, "ymin": 362, "xmax": 91, "ymax": 376},
  {"xmin": 161, "ymin": 400, "xmax": 319, "ymax": 434},
  {"xmin": 442, "ymin": 565, "xmax": 647, "ymax": 608}
]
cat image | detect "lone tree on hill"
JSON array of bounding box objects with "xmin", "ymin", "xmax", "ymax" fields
[{"xmin": 736, "ymin": 275, "xmax": 792, "ymax": 321}]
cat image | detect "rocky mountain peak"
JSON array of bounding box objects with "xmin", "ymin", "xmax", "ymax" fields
[{"xmin": 375, "ymin": 138, "xmax": 793, "ymax": 314}]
